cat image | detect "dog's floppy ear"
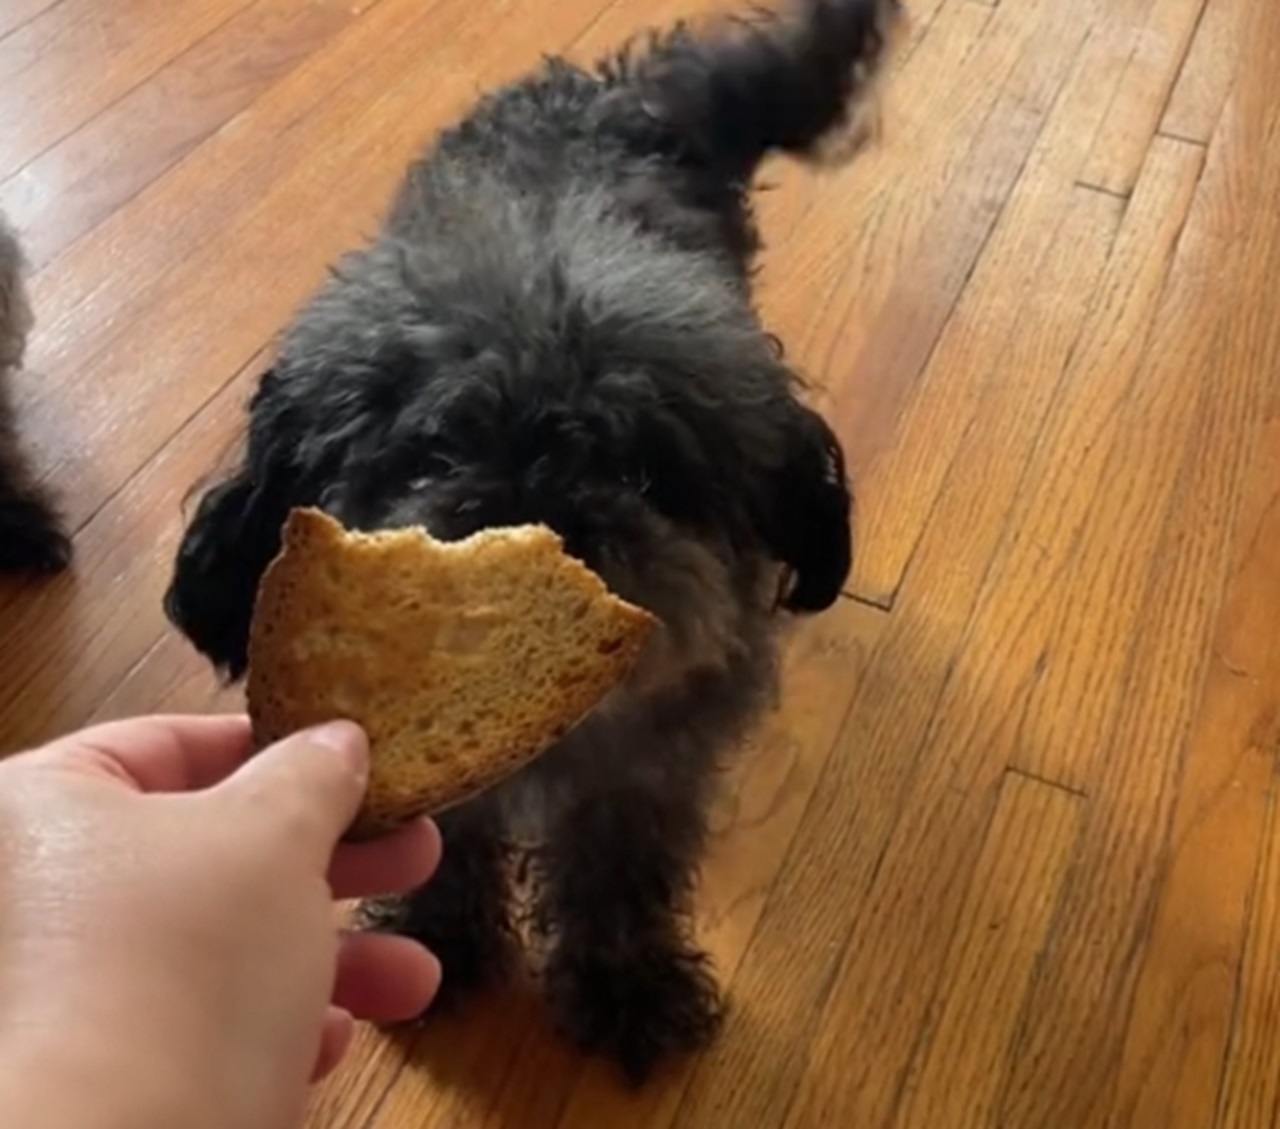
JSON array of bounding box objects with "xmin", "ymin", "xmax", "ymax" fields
[
  {"xmin": 760, "ymin": 401, "xmax": 853, "ymax": 612},
  {"xmin": 163, "ymin": 460, "xmax": 294, "ymax": 682},
  {"xmin": 164, "ymin": 366, "xmax": 310, "ymax": 680}
]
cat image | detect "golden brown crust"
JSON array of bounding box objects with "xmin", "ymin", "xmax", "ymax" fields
[{"xmin": 245, "ymin": 507, "xmax": 656, "ymax": 838}]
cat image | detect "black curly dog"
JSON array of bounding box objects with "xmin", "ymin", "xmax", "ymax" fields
[
  {"xmin": 165, "ymin": 0, "xmax": 902, "ymax": 1084},
  {"xmin": 0, "ymin": 214, "xmax": 71, "ymax": 574}
]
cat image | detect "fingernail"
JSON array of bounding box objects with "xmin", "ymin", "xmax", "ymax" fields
[{"xmin": 303, "ymin": 721, "xmax": 368, "ymax": 769}]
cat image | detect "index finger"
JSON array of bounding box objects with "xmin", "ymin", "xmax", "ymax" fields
[{"xmin": 36, "ymin": 713, "xmax": 255, "ymax": 794}]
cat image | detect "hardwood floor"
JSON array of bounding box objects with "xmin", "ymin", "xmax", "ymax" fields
[{"xmin": 1, "ymin": 0, "xmax": 1277, "ymax": 1124}]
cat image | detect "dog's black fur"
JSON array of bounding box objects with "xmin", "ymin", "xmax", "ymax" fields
[
  {"xmin": 0, "ymin": 214, "xmax": 71, "ymax": 574},
  {"xmin": 165, "ymin": 0, "xmax": 901, "ymax": 1083}
]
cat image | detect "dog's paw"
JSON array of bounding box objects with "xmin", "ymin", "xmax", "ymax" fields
[
  {"xmin": 356, "ymin": 891, "xmax": 514, "ymax": 1014},
  {"xmin": 0, "ymin": 498, "xmax": 72, "ymax": 574},
  {"xmin": 545, "ymin": 937, "xmax": 725, "ymax": 1084}
]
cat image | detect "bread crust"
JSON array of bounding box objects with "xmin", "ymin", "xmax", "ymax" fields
[{"xmin": 245, "ymin": 507, "xmax": 656, "ymax": 838}]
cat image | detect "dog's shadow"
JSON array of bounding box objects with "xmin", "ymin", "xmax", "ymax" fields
[
  {"xmin": 354, "ymin": 972, "xmax": 793, "ymax": 1129},
  {"xmin": 378, "ymin": 978, "xmax": 583, "ymax": 1125}
]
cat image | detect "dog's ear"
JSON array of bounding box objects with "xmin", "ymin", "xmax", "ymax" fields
[
  {"xmin": 159, "ymin": 363, "xmax": 326, "ymax": 691},
  {"xmin": 759, "ymin": 401, "xmax": 853, "ymax": 612},
  {"xmin": 163, "ymin": 461, "xmax": 294, "ymax": 681}
]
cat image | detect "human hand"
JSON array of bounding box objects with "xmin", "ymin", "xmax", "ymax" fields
[{"xmin": 0, "ymin": 714, "xmax": 441, "ymax": 1129}]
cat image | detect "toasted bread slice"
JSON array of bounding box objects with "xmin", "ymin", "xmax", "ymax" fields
[{"xmin": 245, "ymin": 507, "xmax": 656, "ymax": 838}]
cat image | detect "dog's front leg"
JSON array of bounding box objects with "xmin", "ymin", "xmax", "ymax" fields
[
  {"xmin": 537, "ymin": 782, "xmax": 723, "ymax": 1084},
  {"xmin": 357, "ymin": 797, "xmax": 515, "ymax": 1013}
]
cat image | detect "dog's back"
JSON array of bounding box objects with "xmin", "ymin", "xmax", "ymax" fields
[{"xmin": 387, "ymin": 0, "xmax": 903, "ymax": 268}]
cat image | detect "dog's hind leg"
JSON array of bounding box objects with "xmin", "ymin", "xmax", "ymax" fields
[
  {"xmin": 0, "ymin": 452, "xmax": 72, "ymax": 573},
  {"xmin": 628, "ymin": 0, "xmax": 907, "ymax": 180}
]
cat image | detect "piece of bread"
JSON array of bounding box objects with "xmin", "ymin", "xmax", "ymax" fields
[{"xmin": 245, "ymin": 507, "xmax": 656, "ymax": 838}]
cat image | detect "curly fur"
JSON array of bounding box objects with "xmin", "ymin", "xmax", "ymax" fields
[
  {"xmin": 0, "ymin": 213, "xmax": 71, "ymax": 574},
  {"xmin": 165, "ymin": 0, "xmax": 902, "ymax": 1084}
]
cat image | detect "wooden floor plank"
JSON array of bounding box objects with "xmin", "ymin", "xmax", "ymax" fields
[
  {"xmin": 0, "ymin": 0, "xmax": 247, "ymax": 177},
  {"xmin": 16, "ymin": 0, "xmax": 470, "ymax": 446},
  {"xmin": 1105, "ymin": 416, "xmax": 1280, "ymax": 1129},
  {"xmin": 0, "ymin": 0, "xmax": 381, "ymax": 271},
  {"xmin": 1077, "ymin": 0, "xmax": 1208, "ymax": 196},
  {"xmin": 890, "ymin": 771, "xmax": 1083, "ymax": 1128},
  {"xmin": 0, "ymin": 358, "xmax": 252, "ymax": 751},
  {"xmin": 998, "ymin": 364, "xmax": 1269, "ymax": 1126},
  {"xmin": 774, "ymin": 146, "xmax": 1204, "ymax": 1127},
  {"xmin": 847, "ymin": 0, "xmax": 1170, "ymax": 602},
  {"xmin": 0, "ymin": 0, "xmax": 62, "ymax": 43},
  {"xmin": 996, "ymin": 11, "xmax": 1280, "ymax": 1117},
  {"xmin": 987, "ymin": 134, "xmax": 1206, "ymax": 793},
  {"xmin": 1219, "ymin": 785, "xmax": 1280, "ymax": 1129},
  {"xmin": 757, "ymin": 0, "xmax": 1081, "ymax": 481},
  {"xmin": 1161, "ymin": 0, "xmax": 1248, "ymax": 143},
  {"xmin": 2, "ymin": 1, "xmax": 1279, "ymax": 1126}
]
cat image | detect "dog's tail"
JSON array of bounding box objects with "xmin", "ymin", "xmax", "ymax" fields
[{"xmin": 628, "ymin": 0, "xmax": 906, "ymax": 180}]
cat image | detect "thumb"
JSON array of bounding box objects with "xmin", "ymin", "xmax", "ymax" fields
[{"xmin": 216, "ymin": 721, "xmax": 370, "ymax": 862}]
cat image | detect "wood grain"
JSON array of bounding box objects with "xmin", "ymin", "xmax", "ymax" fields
[
  {"xmin": 2, "ymin": 1, "xmax": 1279, "ymax": 1126},
  {"xmin": 1161, "ymin": 0, "xmax": 1248, "ymax": 143},
  {"xmin": 1219, "ymin": 780, "xmax": 1280, "ymax": 1129},
  {"xmin": 847, "ymin": 0, "xmax": 1189, "ymax": 602},
  {"xmin": 0, "ymin": 0, "xmax": 380, "ymax": 270},
  {"xmin": 1106, "ymin": 421, "xmax": 1280, "ymax": 1129},
  {"xmin": 0, "ymin": 0, "xmax": 61, "ymax": 43},
  {"xmin": 774, "ymin": 158, "xmax": 1201, "ymax": 1128},
  {"xmin": 0, "ymin": 0, "xmax": 247, "ymax": 175},
  {"xmin": 890, "ymin": 771, "xmax": 1083, "ymax": 1128},
  {"xmin": 999, "ymin": 3, "xmax": 1280, "ymax": 1116},
  {"xmin": 1077, "ymin": 0, "xmax": 1209, "ymax": 196}
]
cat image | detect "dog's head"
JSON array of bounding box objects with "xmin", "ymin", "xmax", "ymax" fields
[{"xmin": 165, "ymin": 190, "xmax": 852, "ymax": 689}]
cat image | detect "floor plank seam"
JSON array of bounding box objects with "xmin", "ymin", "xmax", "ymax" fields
[
  {"xmin": 860, "ymin": 10, "xmax": 1113, "ymax": 613},
  {"xmin": 94, "ymin": 629, "xmax": 171, "ymax": 712},
  {"xmin": 842, "ymin": 588, "xmax": 893, "ymax": 612},
  {"xmin": 1156, "ymin": 129, "xmax": 1209, "ymax": 149},
  {"xmin": 1, "ymin": 0, "xmax": 257, "ymax": 190},
  {"xmin": 1073, "ymin": 178, "xmax": 1131, "ymax": 202},
  {"xmin": 7, "ymin": 0, "xmax": 407, "ymax": 273},
  {"xmin": 14, "ymin": 0, "xmax": 399, "ymax": 276},
  {"xmin": 52, "ymin": 342, "xmax": 269, "ymax": 540},
  {"xmin": 1150, "ymin": 0, "xmax": 1214, "ymax": 146},
  {"xmin": 1003, "ymin": 765, "xmax": 1087, "ymax": 799},
  {"xmin": 0, "ymin": 0, "xmax": 65, "ymax": 50}
]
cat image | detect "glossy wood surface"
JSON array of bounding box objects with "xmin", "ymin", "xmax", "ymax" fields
[{"xmin": 1, "ymin": 1, "xmax": 1277, "ymax": 1125}]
